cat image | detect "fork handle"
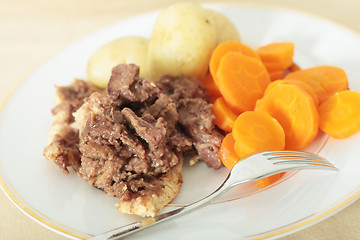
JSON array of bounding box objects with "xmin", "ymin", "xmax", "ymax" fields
[
  {"xmin": 90, "ymin": 207, "xmax": 185, "ymax": 240},
  {"xmin": 90, "ymin": 175, "xmax": 233, "ymax": 240}
]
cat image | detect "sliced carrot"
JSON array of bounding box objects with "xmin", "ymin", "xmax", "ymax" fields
[
  {"xmin": 219, "ymin": 132, "xmax": 240, "ymax": 170},
  {"xmin": 255, "ymin": 172, "xmax": 285, "ymax": 188},
  {"xmin": 284, "ymin": 65, "xmax": 348, "ymax": 104},
  {"xmin": 232, "ymin": 111, "xmax": 285, "ymax": 157},
  {"xmin": 318, "ymin": 90, "xmax": 360, "ymax": 139},
  {"xmin": 257, "ymin": 42, "xmax": 294, "ymax": 71},
  {"xmin": 209, "ymin": 40, "xmax": 260, "ymax": 85},
  {"xmin": 212, "ymin": 97, "xmax": 238, "ymax": 132},
  {"xmin": 269, "ymin": 69, "xmax": 287, "ymax": 81},
  {"xmin": 262, "ymin": 61, "xmax": 290, "ymax": 72},
  {"xmin": 255, "ymin": 82, "xmax": 319, "ymax": 150},
  {"xmin": 268, "ymin": 79, "xmax": 319, "ymax": 106},
  {"xmin": 201, "ymin": 72, "xmax": 221, "ymax": 101},
  {"xmin": 216, "ymin": 52, "xmax": 271, "ymax": 113}
]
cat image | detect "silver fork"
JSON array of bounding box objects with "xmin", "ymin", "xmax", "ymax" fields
[{"xmin": 90, "ymin": 150, "xmax": 338, "ymax": 240}]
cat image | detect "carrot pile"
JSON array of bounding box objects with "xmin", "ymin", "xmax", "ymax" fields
[
  {"xmin": 206, "ymin": 40, "xmax": 360, "ymax": 188},
  {"xmin": 257, "ymin": 42, "xmax": 294, "ymax": 81}
]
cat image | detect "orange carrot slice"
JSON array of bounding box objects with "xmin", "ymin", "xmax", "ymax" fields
[
  {"xmin": 257, "ymin": 42, "xmax": 294, "ymax": 71},
  {"xmin": 268, "ymin": 79, "xmax": 319, "ymax": 106},
  {"xmin": 232, "ymin": 111, "xmax": 285, "ymax": 157},
  {"xmin": 255, "ymin": 82, "xmax": 319, "ymax": 150},
  {"xmin": 219, "ymin": 132, "xmax": 240, "ymax": 170},
  {"xmin": 318, "ymin": 90, "xmax": 360, "ymax": 139},
  {"xmin": 284, "ymin": 65, "xmax": 348, "ymax": 103},
  {"xmin": 216, "ymin": 52, "xmax": 270, "ymax": 113},
  {"xmin": 212, "ymin": 97, "xmax": 238, "ymax": 132},
  {"xmin": 255, "ymin": 173, "xmax": 285, "ymax": 188},
  {"xmin": 209, "ymin": 40, "xmax": 260, "ymax": 85},
  {"xmin": 262, "ymin": 61, "xmax": 287, "ymax": 72}
]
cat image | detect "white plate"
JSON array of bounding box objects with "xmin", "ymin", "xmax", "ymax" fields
[{"xmin": 1, "ymin": 3, "xmax": 360, "ymax": 240}]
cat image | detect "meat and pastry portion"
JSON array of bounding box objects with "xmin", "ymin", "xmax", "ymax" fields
[
  {"xmin": 43, "ymin": 79, "xmax": 99, "ymax": 174},
  {"xmin": 44, "ymin": 64, "xmax": 224, "ymax": 217},
  {"xmin": 73, "ymin": 65, "xmax": 192, "ymax": 216}
]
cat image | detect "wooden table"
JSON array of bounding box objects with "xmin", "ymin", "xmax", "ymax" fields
[{"xmin": 1, "ymin": 0, "xmax": 360, "ymax": 239}]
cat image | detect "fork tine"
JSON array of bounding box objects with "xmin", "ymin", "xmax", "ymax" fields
[
  {"xmin": 269, "ymin": 155, "xmax": 331, "ymax": 162},
  {"xmin": 282, "ymin": 164, "xmax": 339, "ymax": 171},
  {"xmin": 263, "ymin": 150, "xmax": 324, "ymax": 156},
  {"xmin": 268, "ymin": 155, "xmax": 328, "ymax": 162},
  {"xmin": 262, "ymin": 151, "xmax": 338, "ymax": 170},
  {"xmin": 264, "ymin": 150, "xmax": 327, "ymax": 159},
  {"xmin": 263, "ymin": 150, "xmax": 319, "ymax": 155},
  {"xmin": 272, "ymin": 159, "xmax": 337, "ymax": 168},
  {"xmin": 264, "ymin": 151, "xmax": 328, "ymax": 162}
]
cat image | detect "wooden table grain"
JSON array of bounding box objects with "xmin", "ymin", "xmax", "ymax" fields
[{"xmin": 1, "ymin": 0, "xmax": 360, "ymax": 239}]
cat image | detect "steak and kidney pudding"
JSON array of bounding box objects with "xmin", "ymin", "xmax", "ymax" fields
[{"xmin": 44, "ymin": 64, "xmax": 224, "ymax": 217}]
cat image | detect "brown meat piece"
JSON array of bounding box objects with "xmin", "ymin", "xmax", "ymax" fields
[
  {"xmin": 43, "ymin": 79, "xmax": 99, "ymax": 174},
  {"xmin": 156, "ymin": 75, "xmax": 223, "ymax": 169},
  {"xmin": 53, "ymin": 79, "xmax": 99, "ymax": 123},
  {"xmin": 122, "ymin": 108, "xmax": 166, "ymax": 150},
  {"xmin": 177, "ymin": 98, "xmax": 223, "ymax": 169},
  {"xmin": 43, "ymin": 126, "xmax": 81, "ymax": 173},
  {"xmin": 156, "ymin": 74, "xmax": 210, "ymax": 102},
  {"xmin": 107, "ymin": 64, "xmax": 159, "ymax": 104}
]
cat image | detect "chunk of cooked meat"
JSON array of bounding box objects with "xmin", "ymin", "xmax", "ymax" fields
[
  {"xmin": 107, "ymin": 64, "xmax": 159, "ymax": 104},
  {"xmin": 43, "ymin": 79, "xmax": 99, "ymax": 174},
  {"xmin": 44, "ymin": 64, "xmax": 224, "ymax": 217},
  {"xmin": 156, "ymin": 74, "xmax": 223, "ymax": 169},
  {"xmin": 72, "ymin": 65, "xmax": 192, "ymax": 216}
]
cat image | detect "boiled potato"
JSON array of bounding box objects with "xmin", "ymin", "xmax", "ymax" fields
[
  {"xmin": 87, "ymin": 36, "xmax": 149, "ymax": 88},
  {"xmin": 205, "ymin": 9, "xmax": 241, "ymax": 43},
  {"xmin": 147, "ymin": 3, "xmax": 241, "ymax": 81},
  {"xmin": 147, "ymin": 3, "xmax": 218, "ymax": 81}
]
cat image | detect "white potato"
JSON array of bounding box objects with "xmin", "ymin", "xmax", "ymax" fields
[
  {"xmin": 205, "ymin": 9, "xmax": 241, "ymax": 43},
  {"xmin": 147, "ymin": 3, "xmax": 218, "ymax": 81},
  {"xmin": 147, "ymin": 3, "xmax": 241, "ymax": 81},
  {"xmin": 87, "ymin": 36, "xmax": 149, "ymax": 88}
]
